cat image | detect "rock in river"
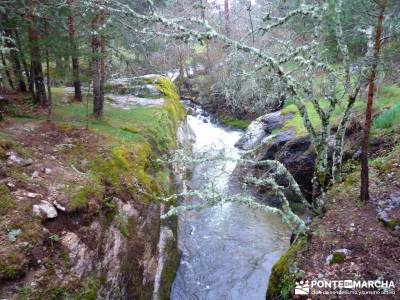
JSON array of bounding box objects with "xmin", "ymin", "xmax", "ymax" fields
[{"xmin": 235, "ymin": 111, "xmax": 292, "ymax": 150}]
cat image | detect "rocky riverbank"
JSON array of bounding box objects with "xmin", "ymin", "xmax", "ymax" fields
[{"xmin": 0, "ymin": 77, "xmax": 184, "ymax": 299}]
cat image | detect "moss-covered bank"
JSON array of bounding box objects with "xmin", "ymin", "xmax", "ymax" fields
[{"xmin": 267, "ymin": 238, "xmax": 306, "ymax": 300}]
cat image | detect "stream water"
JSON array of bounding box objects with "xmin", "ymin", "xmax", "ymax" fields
[{"xmin": 171, "ymin": 102, "xmax": 290, "ymax": 300}]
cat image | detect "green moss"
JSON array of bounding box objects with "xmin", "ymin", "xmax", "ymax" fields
[
  {"xmin": 155, "ymin": 76, "xmax": 186, "ymax": 126},
  {"xmin": 0, "ymin": 143, "xmax": 7, "ymax": 159},
  {"xmin": 116, "ymin": 213, "xmax": 129, "ymax": 238},
  {"xmin": 267, "ymin": 237, "xmax": 306, "ymax": 300},
  {"xmin": 219, "ymin": 116, "xmax": 251, "ymax": 130},
  {"xmin": 330, "ymin": 252, "xmax": 346, "ymax": 265},
  {"xmin": 343, "ymin": 170, "xmax": 360, "ymax": 190},
  {"xmin": 159, "ymin": 229, "xmax": 180, "ymax": 300},
  {"xmin": 385, "ymin": 219, "xmax": 400, "ymax": 230},
  {"xmin": 70, "ymin": 184, "xmax": 103, "ymax": 211},
  {"xmin": 279, "ymin": 275, "xmax": 297, "ymax": 300},
  {"xmin": 0, "ymin": 183, "xmax": 16, "ymax": 215},
  {"xmin": 91, "ymin": 144, "xmax": 155, "ymax": 198},
  {"xmin": 281, "ymin": 102, "xmax": 323, "ymax": 137}
]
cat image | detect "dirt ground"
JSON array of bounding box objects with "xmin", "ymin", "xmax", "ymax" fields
[{"xmin": 295, "ymin": 150, "xmax": 400, "ymax": 299}]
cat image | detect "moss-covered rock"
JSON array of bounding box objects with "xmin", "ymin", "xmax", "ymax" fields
[
  {"xmin": 384, "ymin": 219, "xmax": 400, "ymax": 230},
  {"xmin": 267, "ymin": 237, "xmax": 306, "ymax": 300},
  {"xmin": 330, "ymin": 252, "xmax": 346, "ymax": 265},
  {"xmin": 220, "ymin": 116, "xmax": 251, "ymax": 130}
]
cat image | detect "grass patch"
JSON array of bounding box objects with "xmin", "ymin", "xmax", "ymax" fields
[
  {"xmin": 74, "ymin": 276, "xmax": 99, "ymax": 300},
  {"xmin": 0, "ymin": 183, "xmax": 16, "ymax": 215},
  {"xmin": 219, "ymin": 116, "xmax": 251, "ymax": 130},
  {"xmin": 373, "ymin": 102, "xmax": 400, "ymax": 129},
  {"xmin": 281, "ymin": 85, "xmax": 400, "ymax": 137},
  {"xmin": 53, "ymin": 77, "xmax": 185, "ymax": 152},
  {"xmin": 0, "ymin": 251, "xmax": 26, "ymax": 280},
  {"xmin": 69, "ymin": 184, "xmax": 104, "ymax": 211},
  {"xmin": 52, "ymin": 77, "xmax": 184, "ymax": 204}
]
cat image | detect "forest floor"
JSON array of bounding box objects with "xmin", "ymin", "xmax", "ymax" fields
[
  {"xmin": 0, "ymin": 90, "xmax": 111, "ymax": 297},
  {"xmin": 0, "ymin": 82, "xmax": 183, "ymax": 299},
  {"xmin": 295, "ymin": 146, "xmax": 400, "ymax": 299}
]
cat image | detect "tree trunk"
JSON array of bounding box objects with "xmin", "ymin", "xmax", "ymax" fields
[
  {"xmin": 67, "ymin": 0, "xmax": 82, "ymax": 101},
  {"xmin": 15, "ymin": 30, "xmax": 34, "ymax": 97},
  {"xmin": 44, "ymin": 20, "xmax": 52, "ymax": 122},
  {"xmin": 6, "ymin": 30, "xmax": 26, "ymax": 92},
  {"xmin": 29, "ymin": 62, "xmax": 36, "ymax": 101},
  {"xmin": 177, "ymin": 46, "xmax": 184, "ymax": 91},
  {"xmin": 200, "ymin": 0, "xmax": 211, "ymax": 73},
  {"xmin": 360, "ymin": 0, "xmax": 387, "ymax": 202},
  {"xmin": 224, "ymin": 0, "xmax": 230, "ymax": 37},
  {"xmin": 0, "ymin": 51, "xmax": 14, "ymax": 90},
  {"xmin": 99, "ymin": 9, "xmax": 106, "ymax": 110},
  {"xmin": 10, "ymin": 47, "xmax": 27, "ymax": 92},
  {"xmin": 247, "ymin": 3, "xmax": 255, "ymax": 45},
  {"xmin": 27, "ymin": 0, "xmax": 47, "ymax": 106},
  {"xmin": 91, "ymin": 13, "xmax": 102, "ymax": 118}
]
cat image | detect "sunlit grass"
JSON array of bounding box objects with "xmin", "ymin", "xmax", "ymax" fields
[
  {"xmin": 373, "ymin": 102, "xmax": 400, "ymax": 129},
  {"xmin": 281, "ymin": 85, "xmax": 400, "ymax": 137},
  {"xmin": 52, "ymin": 84, "xmax": 183, "ymax": 151}
]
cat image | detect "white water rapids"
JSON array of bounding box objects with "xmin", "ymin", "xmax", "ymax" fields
[{"xmin": 171, "ymin": 103, "xmax": 290, "ymax": 300}]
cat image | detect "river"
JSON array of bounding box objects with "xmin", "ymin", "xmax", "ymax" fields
[{"xmin": 171, "ymin": 102, "xmax": 290, "ymax": 300}]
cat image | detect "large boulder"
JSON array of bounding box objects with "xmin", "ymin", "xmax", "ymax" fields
[
  {"xmin": 240, "ymin": 129, "xmax": 315, "ymax": 201},
  {"xmin": 236, "ymin": 110, "xmax": 316, "ymax": 201},
  {"xmin": 235, "ymin": 111, "xmax": 293, "ymax": 150}
]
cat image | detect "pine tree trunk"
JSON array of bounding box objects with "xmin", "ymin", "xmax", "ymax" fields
[
  {"xmin": 27, "ymin": 0, "xmax": 47, "ymax": 106},
  {"xmin": 10, "ymin": 47, "xmax": 27, "ymax": 92},
  {"xmin": 99, "ymin": 9, "xmax": 106, "ymax": 110},
  {"xmin": 6, "ymin": 30, "xmax": 26, "ymax": 92},
  {"xmin": 29, "ymin": 62, "xmax": 36, "ymax": 101},
  {"xmin": 44, "ymin": 20, "xmax": 52, "ymax": 122},
  {"xmin": 91, "ymin": 14, "xmax": 102, "ymax": 118},
  {"xmin": 0, "ymin": 51, "xmax": 14, "ymax": 90},
  {"xmin": 360, "ymin": 0, "xmax": 386, "ymax": 202},
  {"xmin": 15, "ymin": 30, "xmax": 34, "ymax": 97},
  {"xmin": 67, "ymin": 0, "xmax": 82, "ymax": 101}
]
